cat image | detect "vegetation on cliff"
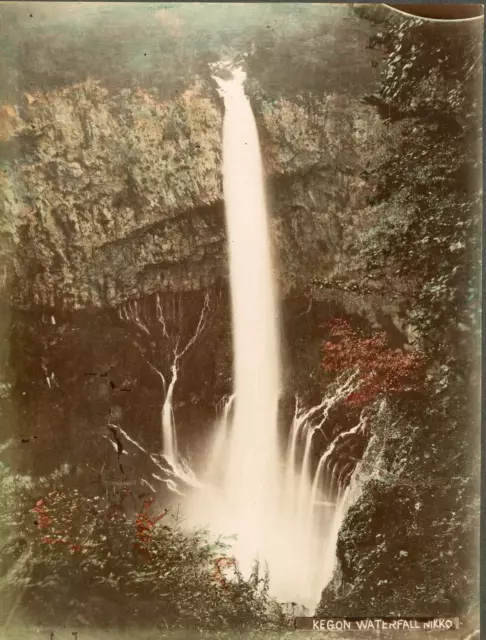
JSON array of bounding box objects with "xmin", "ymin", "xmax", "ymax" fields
[
  {"xmin": 2, "ymin": 80, "xmax": 223, "ymax": 307},
  {"xmin": 1, "ymin": 81, "xmax": 382, "ymax": 307},
  {"xmin": 317, "ymin": 7, "xmax": 481, "ymax": 620}
]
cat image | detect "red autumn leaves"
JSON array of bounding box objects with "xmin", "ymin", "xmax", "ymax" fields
[
  {"xmin": 213, "ymin": 556, "xmax": 238, "ymax": 587},
  {"xmin": 31, "ymin": 491, "xmax": 238, "ymax": 587},
  {"xmin": 32, "ymin": 496, "xmax": 79, "ymax": 551},
  {"xmin": 32, "ymin": 492, "xmax": 168, "ymax": 557},
  {"xmin": 32, "ymin": 499, "xmax": 53, "ymax": 529},
  {"xmin": 323, "ymin": 318, "xmax": 424, "ymax": 406},
  {"xmin": 133, "ymin": 498, "xmax": 168, "ymax": 559}
]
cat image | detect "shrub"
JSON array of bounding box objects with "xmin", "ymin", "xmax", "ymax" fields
[{"xmin": 0, "ymin": 466, "xmax": 282, "ymax": 631}]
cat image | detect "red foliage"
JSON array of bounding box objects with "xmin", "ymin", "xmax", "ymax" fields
[
  {"xmin": 32, "ymin": 492, "xmax": 168, "ymax": 560},
  {"xmin": 213, "ymin": 556, "xmax": 238, "ymax": 589},
  {"xmin": 322, "ymin": 318, "xmax": 424, "ymax": 406},
  {"xmin": 32, "ymin": 498, "xmax": 77, "ymax": 548},
  {"xmin": 133, "ymin": 501, "xmax": 168, "ymax": 560},
  {"xmin": 32, "ymin": 500, "xmax": 53, "ymax": 529}
]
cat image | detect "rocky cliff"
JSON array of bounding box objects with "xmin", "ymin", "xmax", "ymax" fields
[
  {"xmin": 316, "ymin": 4, "xmax": 481, "ymax": 623},
  {"xmin": 0, "ymin": 4, "xmax": 403, "ymax": 484},
  {"xmin": 2, "ymin": 80, "xmax": 382, "ymax": 309}
]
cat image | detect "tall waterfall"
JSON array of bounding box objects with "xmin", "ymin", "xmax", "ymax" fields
[
  {"xmin": 208, "ymin": 67, "xmax": 282, "ymax": 574},
  {"xmin": 185, "ymin": 67, "xmax": 364, "ymax": 606}
]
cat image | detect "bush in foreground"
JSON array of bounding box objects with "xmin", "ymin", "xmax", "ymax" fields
[{"xmin": 0, "ymin": 466, "xmax": 283, "ymax": 631}]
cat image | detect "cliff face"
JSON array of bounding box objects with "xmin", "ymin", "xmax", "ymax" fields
[
  {"xmin": 2, "ymin": 76, "xmax": 396, "ymax": 478},
  {"xmin": 316, "ymin": 5, "xmax": 481, "ymax": 622},
  {"xmin": 2, "ymin": 80, "xmax": 382, "ymax": 309},
  {"xmin": 316, "ymin": 399, "xmax": 479, "ymax": 618},
  {"xmin": 0, "ymin": 3, "xmax": 402, "ymax": 490}
]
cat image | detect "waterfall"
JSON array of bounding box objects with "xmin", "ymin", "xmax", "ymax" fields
[
  {"xmin": 162, "ymin": 363, "xmax": 178, "ymax": 465},
  {"xmin": 206, "ymin": 394, "xmax": 235, "ymax": 477},
  {"xmin": 209, "ymin": 66, "xmax": 282, "ymax": 574},
  {"xmin": 185, "ymin": 66, "xmax": 364, "ymax": 607}
]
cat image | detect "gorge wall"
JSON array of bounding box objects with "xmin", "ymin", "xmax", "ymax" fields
[
  {"xmin": 3, "ymin": 79, "xmax": 398, "ymax": 477},
  {"xmin": 3, "ymin": 82, "xmax": 383, "ymax": 308},
  {"xmin": 0, "ymin": 7, "xmax": 403, "ymax": 478}
]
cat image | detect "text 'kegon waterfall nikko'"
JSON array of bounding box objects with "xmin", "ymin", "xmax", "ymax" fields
[{"xmin": 186, "ymin": 65, "xmax": 360, "ymax": 607}]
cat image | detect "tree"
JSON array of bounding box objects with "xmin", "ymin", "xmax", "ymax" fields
[{"xmin": 322, "ymin": 318, "xmax": 424, "ymax": 406}]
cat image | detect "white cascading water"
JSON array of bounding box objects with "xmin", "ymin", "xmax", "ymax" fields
[
  {"xmin": 162, "ymin": 364, "xmax": 178, "ymax": 465},
  {"xmin": 184, "ymin": 66, "xmax": 366, "ymax": 606},
  {"xmin": 196, "ymin": 66, "xmax": 282, "ymax": 576}
]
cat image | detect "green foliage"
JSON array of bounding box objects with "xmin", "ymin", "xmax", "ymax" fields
[
  {"xmin": 0, "ymin": 467, "xmax": 282, "ymax": 631},
  {"xmin": 0, "ymin": 4, "xmax": 373, "ymax": 103},
  {"xmin": 354, "ymin": 12, "xmax": 481, "ymax": 356},
  {"xmin": 319, "ymin": 10, "xmax": 481, "ymax": 622},
  {"xmin": 5, "ymin": 80, "xmax": 223, "ymax": 307},
  {"xmin": 318, "ymin": 399, "xmax": 479, "ymax": 618}
]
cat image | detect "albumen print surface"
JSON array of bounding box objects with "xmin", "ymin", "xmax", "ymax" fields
[{"xmin": 0, "ymin": 3, "xmax": 482, "ymax": 638}]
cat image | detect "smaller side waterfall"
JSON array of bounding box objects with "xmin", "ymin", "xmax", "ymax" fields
[
  {"xmin": 162, "ymin": 363, "xmax": 178, "ymax": 465},
  {"xmin": 205, "ymin": 394, "xmax": 235, "ymax": 478},
  {"xmin": 277, "ymin": 374, "xmax": 365, "ymax": 602}
]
